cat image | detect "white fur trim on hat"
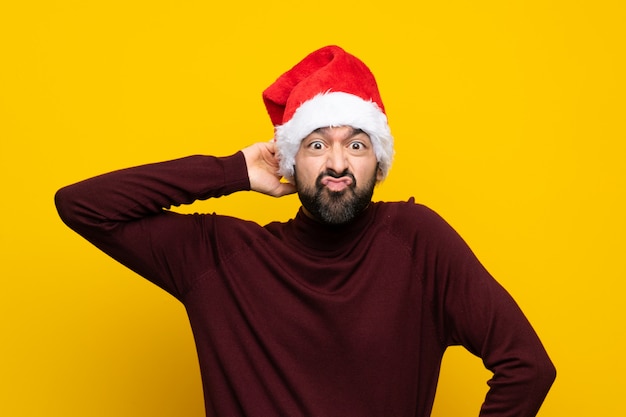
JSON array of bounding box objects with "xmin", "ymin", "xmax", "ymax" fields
[{"xmin": 275, "ymin": 91, "xmax": 394, "ymax": 181}]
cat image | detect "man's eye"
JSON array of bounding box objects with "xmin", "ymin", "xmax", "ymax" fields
[
  {"xmin": 350, "ymin": 142, "xmax": 364, "ymax": 150},
  {"xmin": 310, "ymin": 141, "xmax": 324, "ymax": 150}
]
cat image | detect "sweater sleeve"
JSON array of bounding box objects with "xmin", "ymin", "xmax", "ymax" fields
[
  {"xmin": 54, "ymin": 152, "xmax": 251, "ymax": 299},
  {"xmin": 419, "ymin": 206, "xmax": 556, "ymax": 417}
]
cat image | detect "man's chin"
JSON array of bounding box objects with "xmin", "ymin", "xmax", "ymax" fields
[{"xmin": 319, "ymin": 187, "xmax": 353, "ymax": 204}]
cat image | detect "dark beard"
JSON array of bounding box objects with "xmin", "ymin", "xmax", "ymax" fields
[{"xmin": 295, "ymin": 168, "xmax": 377, "ymax": 225}]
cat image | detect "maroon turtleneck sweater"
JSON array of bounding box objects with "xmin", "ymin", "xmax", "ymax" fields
[{"xmin": 55, "ymin": 152, "xmax": 555, "ymax": 417}]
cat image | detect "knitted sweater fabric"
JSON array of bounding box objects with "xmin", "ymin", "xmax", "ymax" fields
[{"xmin": 55, "ymin": 152, "xmax": 555, "ymax": 417}]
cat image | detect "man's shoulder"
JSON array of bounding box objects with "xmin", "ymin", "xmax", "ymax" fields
[{"xmin": 373, "ymin": 199, "xmax": 451, "ymax": 239}]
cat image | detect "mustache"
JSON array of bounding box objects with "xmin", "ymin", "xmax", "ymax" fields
[{"xmin": 317, "ymin": 169, "xmax": 356, "ymax": 182}]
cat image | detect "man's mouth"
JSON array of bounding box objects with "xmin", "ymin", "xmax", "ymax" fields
[{"xmin": 321, "ymin": 176, "xmax": 353, "ymax": 192}]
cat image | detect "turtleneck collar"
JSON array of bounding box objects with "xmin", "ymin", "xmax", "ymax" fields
[{"xmin": 286, "ymin": 203, "xmax": 378, "ymax": 255}]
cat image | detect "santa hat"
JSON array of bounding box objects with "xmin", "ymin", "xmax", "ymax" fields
[{"xmin": 262, "ymin": 45, "xmax": 394, "ymax": 181}]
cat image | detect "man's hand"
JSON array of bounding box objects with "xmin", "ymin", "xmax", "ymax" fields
[{"xmin": 242, "ymin": 142, "xmax": 297, "ymax": 197}]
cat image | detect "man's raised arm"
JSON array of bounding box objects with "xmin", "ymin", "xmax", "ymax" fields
[
  {"xmin": 55, "ymin": 142, "xmax": 294, "ymax": 236},
  {"xmin": 54, "ymin": 143, "xmax": 293, "ymax": 298}
]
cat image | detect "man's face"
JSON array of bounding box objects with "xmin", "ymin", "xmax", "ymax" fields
[{"xmin": 293, "ymin": 126, "xmax": 382, "ymax": 225}]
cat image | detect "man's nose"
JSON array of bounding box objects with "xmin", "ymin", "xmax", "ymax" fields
[{"xmin": 325, "ymin": 145, "xmax": 349, "ymax": 174}]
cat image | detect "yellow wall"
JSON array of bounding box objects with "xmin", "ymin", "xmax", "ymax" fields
[{"xmin": 2, "ymin": 1, "xmax": 624, "ymax": 415}]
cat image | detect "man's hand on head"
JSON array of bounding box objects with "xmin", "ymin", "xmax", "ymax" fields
[{"xmin": 242, "ymin": 142, "xmax": 297, "ymax": 198}]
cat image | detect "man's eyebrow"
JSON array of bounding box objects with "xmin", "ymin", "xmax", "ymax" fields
[{"xmin": 350, "ymin": 128, "xmax": 366, "ymax": 137}]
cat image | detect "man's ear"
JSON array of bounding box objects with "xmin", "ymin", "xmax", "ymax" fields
[{"xmin": 376, "ymin": 165, "xmax": 384, "ymax": 182}]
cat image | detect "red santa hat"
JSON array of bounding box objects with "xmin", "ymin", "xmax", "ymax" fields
[{"xmin": 263, "ymin": 45, "xmax": 394, "ymax": 181}]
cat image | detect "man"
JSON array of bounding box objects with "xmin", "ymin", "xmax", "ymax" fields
[{"xmin": 55, "ymin": 45, "xmax": 555, "ymax": 417}]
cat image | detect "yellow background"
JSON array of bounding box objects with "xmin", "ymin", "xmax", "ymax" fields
[{"xmin": 1, "ymin": 1, "xmax": 624, "ymax": 416}]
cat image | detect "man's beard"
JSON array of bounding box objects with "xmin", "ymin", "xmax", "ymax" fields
[{"xmin": 294, "ymin": 168, "xmax": 377, "ymax": 225}]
